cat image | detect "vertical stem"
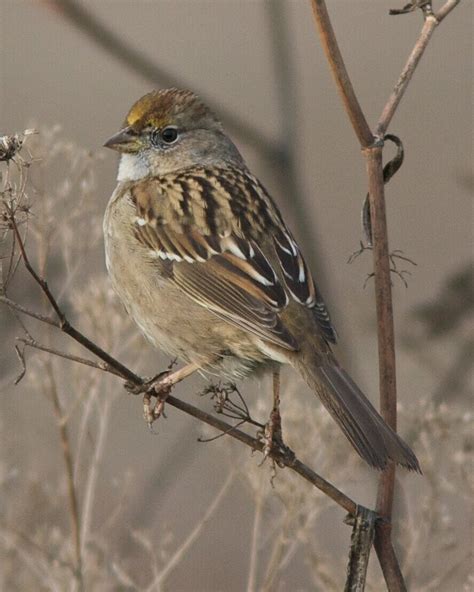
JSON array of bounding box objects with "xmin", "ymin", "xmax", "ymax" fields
[
  {"xmin": 45, "ymin": 362, "xmax": 84, "ymax": 591},
  {"xmin": 246, "ymin": 474, "xmax": 265, "ymax": 592},
  {"xmin": 365, "ymin": 146, "xmax": 404, "ymax": 592},
  {"xmin": 374, "ymin": 534, "xmax": 407, "ymax": 592},
  {"xmin": 344, "ymin": 506, "xmax": 377, "ymax": 592},
  {"xmin": 365, "ymin": 147, "xmax": 398, "ymax": 438}
]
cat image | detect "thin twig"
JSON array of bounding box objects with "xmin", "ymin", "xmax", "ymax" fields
[
  {"xmin": 14, "ymin": 319, "xmax": 360, "ymax": 513},
  {"xmin": 10, "ymin": 216, "xmax": 140, "ymax": 383},
  {"xmin": 261, "ymin": 510, "xmax": 293, "ymax": 592},
  {"xmin": 43, "ymin": 360, "xmax": 84, "ymax": 591},
  {"xmin": 377, "ymin": 18, "xmax": 436, "ymax": 136},
  {"xmin": 246, "ymin": 473, "xmax": 266, "ymax": 592},
  {"xmin": 309, "ymin": 0, "xmax": 373, "ymax": 147},
  {"xmin": 0, "ymin": 521, "xmax": 75, "ymax": 575},
  {"xmin": 166, "ymin": 393, "xmax": 357, "ymax": 514},
  {"xmin": 18, "ymin": 336, "xmax": 123, "ymax": 377},
  {"xmin": 0, "ymin": 531, "xmax": 62, "ymax": 592},
  {"xmin": 79, "ymin": 393, "xmax": 113, "ymax": 567},
  {"xmin": 0, "ymin": 295, "xmax": 58, "ymax": 326},
  {"xmin": 378, "ymin": 0, "xmax": 461, "ymax": 136},
  {"xmin": 435, "ymin": 0, "xmax": 461, "ymax": 21}
]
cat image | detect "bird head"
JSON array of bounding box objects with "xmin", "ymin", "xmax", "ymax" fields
[{"xmin": 104, "ymin": 88, "xmax": 243, "ymax": 180}]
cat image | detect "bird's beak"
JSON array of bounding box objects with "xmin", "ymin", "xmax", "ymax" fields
[{"xmin": 103, "ymin": 126, "xmax": 141, "ymax": 153}]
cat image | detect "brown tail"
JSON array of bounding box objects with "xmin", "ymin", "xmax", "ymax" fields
[{"xmin": 293, "ymin": 355, "xmax": 421, "ymax": 472}]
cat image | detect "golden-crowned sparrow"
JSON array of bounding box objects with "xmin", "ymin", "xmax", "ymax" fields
[{"xmin": 103, "ymin": 88, "xmax": 419, "ymax": 472}]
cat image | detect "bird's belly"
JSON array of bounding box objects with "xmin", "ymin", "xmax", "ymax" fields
[{"xmin": 104, "ymin": 224, "xmax": 270, "ymax": 377}]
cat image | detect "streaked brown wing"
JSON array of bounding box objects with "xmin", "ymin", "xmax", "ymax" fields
[
  {"xmin": 146, "ymin": 228, "xmax": 297, "ymax": 349},
  {"xmin": 173, "ymin": 258, "xmax": 297, "ymax": 349},
  {"xmin": 130, "ymin": 165, "xmax": 336, "ymax": 348},
  {"xmin": 272, "ymin": 228, "xmax": 337, "ymax": 343}
]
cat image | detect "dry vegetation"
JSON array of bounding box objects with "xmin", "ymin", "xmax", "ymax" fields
[{"xmin": 0, "ymin": 129, "xmax": 472, "ymax": 591}]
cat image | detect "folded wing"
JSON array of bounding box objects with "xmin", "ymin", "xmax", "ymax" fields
[{"xmin": 129, "ymin": 166, "xmax": 336, "ymax": 349}]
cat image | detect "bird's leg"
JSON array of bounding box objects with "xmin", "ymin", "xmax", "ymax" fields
[
  {"xmin": 262, "ymin": 369, "xmax": 283, "ymax": 458},
  {"xmin": 143, "ymin": 357, "xmax": 178, "ymax": 389},
  {"xmin": 143, "ymin": 361, "xmax": 201, "ymax": 427},
  {"xmin": 124, "ymin": 359, "xmax": 177, "ymax": 396}
]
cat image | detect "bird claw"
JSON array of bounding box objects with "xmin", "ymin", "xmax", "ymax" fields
[
  {"xmin": 124, "ymin": 368, "xmax": 172, "ymax": 396},
  {"xmin": 143, "ymin": 382, "xmax": 171, "ymax": 429},
  {"xmin": 257, "ymin": 406, "xmax": 289, "ymax": 466},
  {"xmin": 124, "ymin": 371, "xmax": 174, "ymax": 427},
  {"xmin": 126, "ymin": 359, "xmax": 186, "ymax": 429}
]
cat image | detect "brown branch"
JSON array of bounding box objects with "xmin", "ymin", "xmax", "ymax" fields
[
  {"xmin": 374, "ymin": 526, "xmax": 407, "ymax": 592},
  {"xmin": 43, "ymin": 360, "xmax": 83, "ymax": 590},
  {"xmin": 0, "ymin": 295, "xmax": 58, "ymax": 327},
  {"xmin": 344, "ymin": 506, "xmax": 377, "ymax": 591},
  {"xmin": 365, "ymin": 146, "xmax": 398, "ymax": 443},
  {"xmin": 17, "ymin": 336, "xmax": 123, "ymax": 377},
  {"xmin": 13, "ymin": 326, "xmax": 358, "ymax": 515},
  {"xmin": 7, "ymin": 215, "xmax": 142, "ymax": 386},
  {"xmin": 365, "ymin": 147, "xmax": 404, "ymax": 590},
  {"xmin": 309, "ymin": 0, "xmax": 373, "ymax": 147},
  {"xmin": 434, "ymin": 0, "xmax": 461, "ymax": 22},
  {"xmin": 2, "ymin": 290, "xmax": 139, "ymax": 384},
  {"xmin": 372, "ymin": 2, "xmax": 461, "ymax": 587},
  {"xmin": 309, "ymin": 0, "xmax": 460, "ymax": 590},
  {"xmin": 376, "ymin": 17, "xmax": 437, "ymax": 137},
  {"xmin": 309, "ymin": 4, "xmax": 402, "ymax": 589},
  {"xmin": 166, "ymin": 394, "xmax": 357, "ymax": 515},
  {"xmin": 377, "ymin": 0, "xmax": 461, "ymax": 137}
]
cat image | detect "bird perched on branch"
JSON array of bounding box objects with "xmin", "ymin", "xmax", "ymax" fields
[{"xmin": 103, "ymin": 88, "xmax": 419, "ymax": 472}]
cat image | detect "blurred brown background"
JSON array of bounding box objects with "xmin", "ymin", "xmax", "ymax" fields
[{"xmin": 0, "ymin": 1, "xmax": 472, "ymax": 591}]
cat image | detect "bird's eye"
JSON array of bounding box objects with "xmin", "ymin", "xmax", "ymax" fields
[{"xmin": 161, "ymin": 127, "xmax": 179, "ymax": 144}]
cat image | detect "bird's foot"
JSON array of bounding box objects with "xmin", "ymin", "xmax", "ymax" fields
[
  {"xmin": 125, "ymin": 360, "xmax": 199, "ymax": 430},
  {"xmin": 256, "ymin": 406, "xmax": 294, "ymax": 467},
  {"xmin": 263, "ymin": 406, "xmax": 283, "ymax": 458},
  {"xmin": 123, "ymin": 365, "xmax": 174, "ymax": 396},
  {"xmin": 143, "ymin": 382, "xmax": 171, "ymax": 429}
]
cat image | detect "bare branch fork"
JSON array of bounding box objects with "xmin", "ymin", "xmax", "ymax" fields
[{"xmin": 310, "ymin": 0, "xmax": 460, "ymax": 590}]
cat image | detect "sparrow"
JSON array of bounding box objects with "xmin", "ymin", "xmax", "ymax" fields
[{"xmin": 103, "ymin": 88, "xmax": 419, "ymax": 472}]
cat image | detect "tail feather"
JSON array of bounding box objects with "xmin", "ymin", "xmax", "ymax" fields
[{"xmin": 294, "ymin": 357, "xmax": 421, "ymax": 472}]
